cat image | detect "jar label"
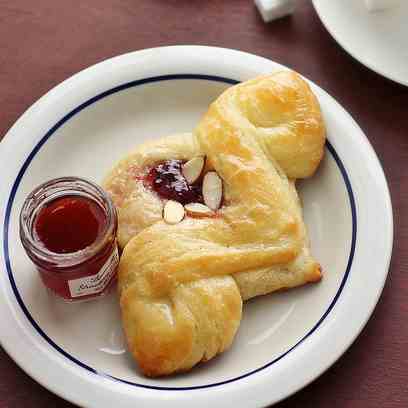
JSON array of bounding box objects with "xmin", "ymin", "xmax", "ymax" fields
[{"xmin": 68, "ymin": 246, "xmax": 119, "ymax": 298}]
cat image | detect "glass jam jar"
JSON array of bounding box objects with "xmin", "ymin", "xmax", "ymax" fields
[{"xmin": 20, "ymin": 177, "xmax": 119, "ymax": 302}]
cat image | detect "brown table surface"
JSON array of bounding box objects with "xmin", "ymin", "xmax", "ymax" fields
[{"xmin": 1, "ymin": 1, "xmax": 407, "ymax": 407}]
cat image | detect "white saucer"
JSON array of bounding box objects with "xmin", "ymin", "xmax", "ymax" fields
[
  {"xmin": 313, "ymin": 0, "xmax": 408, "ymax": 86},
  {"xmin": 0, "ymin": 46, "xmax": 393, "ymax": 407}
]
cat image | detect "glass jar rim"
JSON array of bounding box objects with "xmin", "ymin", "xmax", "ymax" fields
[{"xmin": 20, "ymin": 177, "xmax": 117, "ymax": 269}]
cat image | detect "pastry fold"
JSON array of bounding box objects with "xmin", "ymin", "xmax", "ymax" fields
[{"xmin": 104, "ymin": 71, "xmax": 325, "ymax": 376}]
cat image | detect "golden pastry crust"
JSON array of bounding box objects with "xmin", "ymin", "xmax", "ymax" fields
[{"xmin": 103, "ymin": 70, "xmax": 325, "ymax": 377}]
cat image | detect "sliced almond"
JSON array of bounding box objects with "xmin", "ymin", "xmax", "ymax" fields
[
  {"xmin": 182, "ymin": 156, "xmax": 205, "ymax": 184},
  {"xmin": 184, "ymin": 202, "xmax": 214, "ymax": 217},
  {"xmin": 202, "ymin": 171, "xmax": 223, "ymax": 211},
  {"xmin": 163, "ymin": 200, "xmax": 185, "ymax": 224}
]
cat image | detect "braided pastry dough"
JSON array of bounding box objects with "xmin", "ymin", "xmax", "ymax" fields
[{"xmin": 103, "ymin": 71, "xmax": 325, "ymax": 377}]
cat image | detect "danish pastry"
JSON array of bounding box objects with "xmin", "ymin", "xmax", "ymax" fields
[{"xmin": 103, "ymin": 70, "xmax": 325, "ymax": 377}]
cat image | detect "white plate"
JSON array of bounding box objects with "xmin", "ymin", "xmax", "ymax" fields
[
  {"xmin": 0, "ymin": 46, "xmax": 393, "ymax": 407},
  {"xmin": 313, "ymin": 0, "xmax": 408, "ymax": 86}
]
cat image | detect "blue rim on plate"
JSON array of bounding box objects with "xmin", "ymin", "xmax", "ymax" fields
[{"xmin": 3, "ymin": 74, "xmax": 357, "ymax": 391}]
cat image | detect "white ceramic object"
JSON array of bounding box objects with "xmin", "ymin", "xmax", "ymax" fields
[
  {"xmin": 313, "ymin": 0, "xmax": 408, "ymax": 86},
  {"xmin": 0, "ymin": 46, "xmax": 393, "ymax": 407},
  {"xmin": 364, "ymin": 0, "xmax": 400, "ymax": 12}
]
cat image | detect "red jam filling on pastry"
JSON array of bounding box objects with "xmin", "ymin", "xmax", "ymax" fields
[{"xmin": 144, "ymin": 159, "xmax": 203, "ymax": 204}]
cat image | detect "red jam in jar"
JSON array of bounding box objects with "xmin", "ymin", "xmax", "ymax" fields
[{"xmin": 20, "ymin": 177, "xmax": 119, "ymax": 302}]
